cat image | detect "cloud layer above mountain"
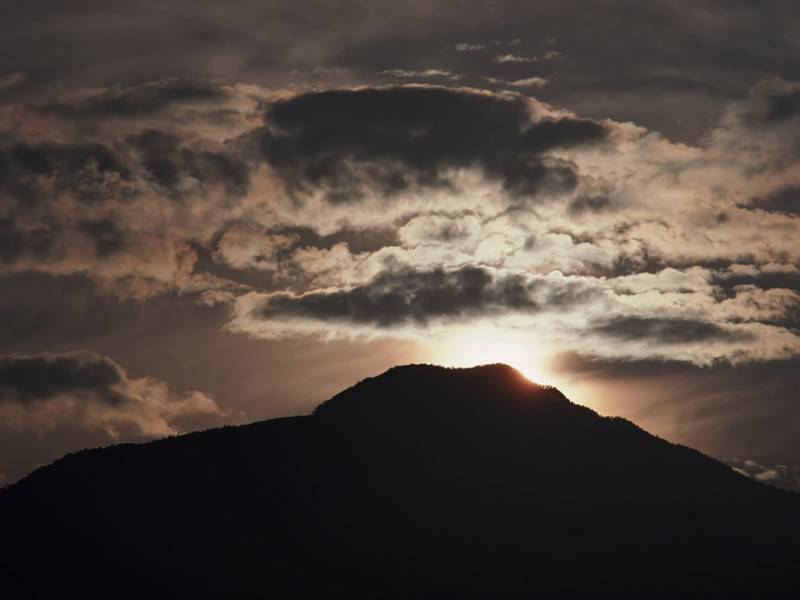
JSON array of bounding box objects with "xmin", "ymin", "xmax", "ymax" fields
[{"xmin": 4, "ymin": 79, "xmax": 799, "ymax": 365}]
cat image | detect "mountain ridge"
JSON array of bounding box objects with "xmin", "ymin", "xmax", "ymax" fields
[{"xmin": 2, "ymin": 363, "xmax": 798, "ymax": 598}]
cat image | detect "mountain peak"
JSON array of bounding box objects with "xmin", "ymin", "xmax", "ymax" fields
[
  {"xmin": 313, "ymin": 362, "xmax": 570, "ymax": 423},
  {"xmin": 2, "ymin": 363, "xmax": 798, "ymax": 598}
]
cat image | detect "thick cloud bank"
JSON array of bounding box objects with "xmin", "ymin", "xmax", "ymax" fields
[
  {"xmin": 1, "ymin": 79, "xmax": 799, "ymax": 366},
  {"xmin": 261, "ymin": 85, "xmax": 607, "ymax": 201}
]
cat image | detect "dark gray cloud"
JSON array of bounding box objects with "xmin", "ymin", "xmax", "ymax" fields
[
  {"xmin": 36, "ymin": 79, "xmax": 230, "ymax": 118},
  {"xmin": 592, "ymin": 316, "xmax": 755, "ymax": 344},
  {"xmin": 711, "ymin": 267, "xmax": 800, "ymax": 295},
  {"xmin": 79, "ymin": 219, "xmax": 127, "ymax": 257},
  {"xmin": 0, "ymin": 350, "xmax": 228, "ymax": 431},
  {"xmin": 263, "ymin": 267, "xmax": 530, "ymax": 326},
  {"xmin": 420, "ymin": 220, "xmax": 474, "ymax": 242},
  {"xmin": 0, "ymin": 352, "xmax": 126, "ymax": 404},
  {"xmin": 0, "ymin": 134, "xmax": 250, "ymax": 205},
  {"xmin": 6, "ymin": 142, "xmax": 127, "ymax": 178},
  {"xmin": 0, "ymin": 218, "xmax": 58, "ymax": 265},
  {"xmin": 551, "ymin": 351, "xmax": 692, "ymax": 380},
  {"xmin": 567, "ymin": 194, "xmax": 613, "ymax": 215},
  {"xmin": 127, "ymin": 130, "xmax": 250, "ymax": 198},
  {"xmin": 262, "ymin": 85, "xmax": 607, "ymax": 201},
  {"xmin": 260, "ymin": 266, "xmax": 595, "ymax": 326},
  {"xmin": 745, "ymin": 186, "xmax": 800, "ymax": 215},
  {"xmin": 0, "ymin": 142, "xmax": 130, "ymax": 203},
  {"xmin": 273, "ymin": 225, "xmax": 400, "ymax": 255},
  {"xmin": 0, "ymin": 219, "xmax": 24, "ymax": 263},
  {"xmin": 763, "ymin": 89, "xmax": 800, "ymax": 124}
]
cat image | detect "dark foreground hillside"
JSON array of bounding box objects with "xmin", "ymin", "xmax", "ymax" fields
[{"xmin": 1, "ymin": 364, "xmax": 798, "ymax": 598}]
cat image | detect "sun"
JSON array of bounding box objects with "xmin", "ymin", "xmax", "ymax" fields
[{"xmin": 426, "ymin": 331, "xmax": 555, "ymax": 386}]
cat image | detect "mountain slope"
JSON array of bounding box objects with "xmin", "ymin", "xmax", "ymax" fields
[{"xmin": 1, "ymin": 364, "xmax": 798, "ymax": 598}]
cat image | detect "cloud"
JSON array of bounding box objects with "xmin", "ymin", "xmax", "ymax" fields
[
  {"xmin": 567, "ymin": 194, "xmax": 612, "ymax": 214},
  {"xmin": 36, "ymin": 79, "xmax": 231, "ymax": 118},
  {"xmin": 0, "ymin": 131, "xmax": 249, "ymax": 204},
  {"xmin": 0, "ymin": 351, "xmax": 125, "ymax": 401},
  {"xmin": 745, "ymin": 186, "xmax": 800, "ymax": 215},
  {"xmin": 0, "ymin": 71, "xmax": 26, "ymax": 91},
  {"xmin": 0, "ymin": 80, "xmax": 261, "ymax": 299},
  {"xmin": 508, "ymin": 77, "xmax": 549, "ymax": 89},
  {"xmin": 261, "ymin": 84, "xmax": 608, "ymax": 202},
  {"xmin": 0, "ymin": 215, "xmax": 198, "ymax": 300},
  {"xmin": 494, "ymin": 54, "xmax": 537, "ymax": 64},
  {"xmin": 227, "ymin": 265, "xmax": 601, "ymax": 339},
  {"xmin": 549, "ymin": 352, "xmax": 800, "ymax": 471},
  {"xmin": 592, "ymin": 316, "xmax": 755, "ymax": 345},
  {"xmin": 1, "ymin": 75, "xmax": 800, "ymax": 365},
  {"xmin": 2, "ymin": 141, "xmax": 131, "ymax": 199},
  {"xmin": 379, "ymin": 69, "xmax": 460, "ymax": 80},
  {"xmin": 127, "ymin": 130, "xmax": 251, "ymax": 197},
  {"xmin": 485, "ymin": 76, "xmax": 549, "ymax": 89},
  {"xmin": 4, "ymin": 1, "xmax": 800, "ymax": 145},
  {"xmin": 261, "ymin": 266, "xmax": 537, "ymax": 327},
  {"xmin": 762, "ymin": 89, "xmax": 800, "ymax": 124},
  {"xmin": 0, "ymin": 351, "xmax": 230, "ymax": 439},
  {"xmin": 213, "ymin": 223, "xmax": 298, "ymax": 271},
  {"xmin": 724, "ymin": 458, "xmax": 800, "ymax": 492},
  {"xmin": 0, "ymin": 350, "xmax": 240, "ymax": 485},
  {"xmin": 711, "ymin": 264, "xmax": 800, "ymax": 299},
  {"xmin": 454, "ymin": 43, "xmax": 485, "ymax": 52}
]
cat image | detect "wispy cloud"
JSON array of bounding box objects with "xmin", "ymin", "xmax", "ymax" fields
[
  {"xmin": 485, "ymin": 76, "xmax": 549, "ymax": 88},
  {"xmin": 454, "ymin": 43, "xmax": 485, "ymax": 52},
  {"xmin": 380, "ymin": 69, "xmax": 461, "ymax": 80},
  {"xmin": 725, "ymin": 458, "xmax": 800, "ymax": 492},
  {"xmin": 494, "ymin": 53, "xmax": 538, "ymax": 64},
  {"xmin": 0, "ymin": 71, "xmax": 26, "ymax": 90}
]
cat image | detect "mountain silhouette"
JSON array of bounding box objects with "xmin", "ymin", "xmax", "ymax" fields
[{"xmin": 1, "ymin": 364, "xmax": 798, "ymax": 598}]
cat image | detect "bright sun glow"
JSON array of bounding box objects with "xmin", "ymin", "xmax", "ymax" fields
[{"xmin": 425, "ymin": 331, "xmax": 555, "ymax": 386}]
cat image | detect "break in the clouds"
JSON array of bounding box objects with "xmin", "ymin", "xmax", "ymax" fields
[{"xmin": 2, "ymin": 77, "xmax": 800, "ymax": 366}]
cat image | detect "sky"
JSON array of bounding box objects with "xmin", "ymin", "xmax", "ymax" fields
[{"xmin": 1, "ymin": 0, "xmax": 799, "ymax": 488}]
